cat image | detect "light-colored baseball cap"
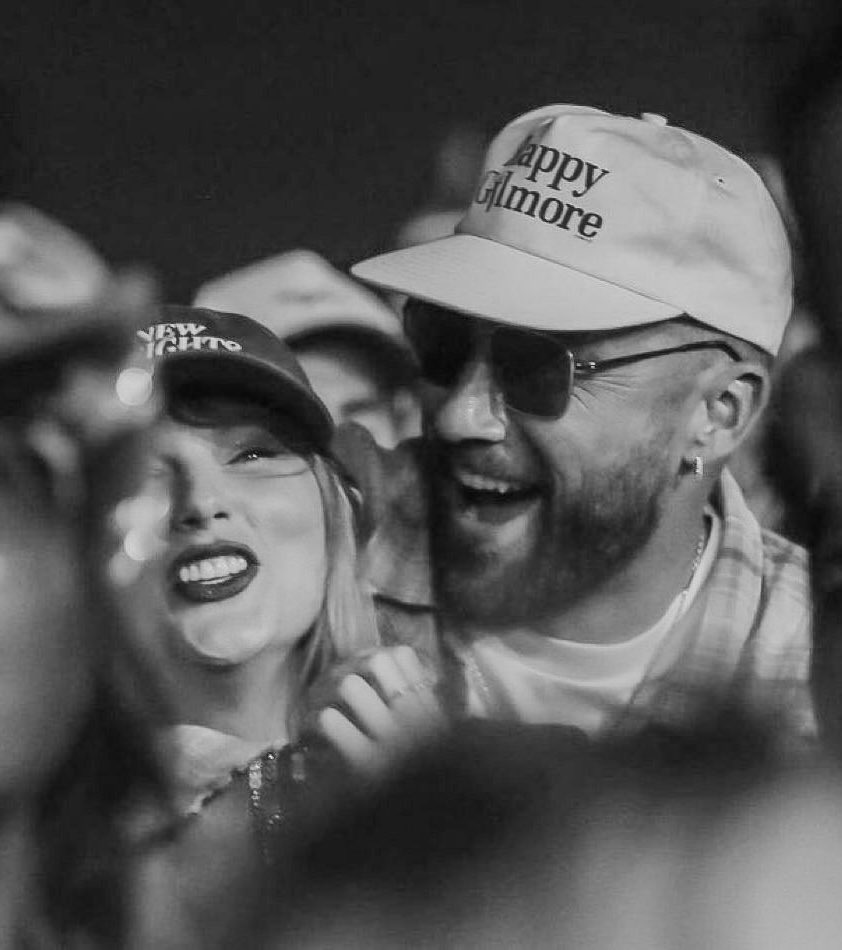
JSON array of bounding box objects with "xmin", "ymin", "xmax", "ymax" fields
[
  {"xmin": 194, "ymin": 249, "xmax": 409, "ymax": 348},
  {"xmin": 352, "ymin": 105, "xmax": 794, "ymax": 355}
]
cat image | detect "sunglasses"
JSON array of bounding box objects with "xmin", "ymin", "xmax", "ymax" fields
[{"xmin": 403, "ymin": 302, "xmax": 742, "ymax": 419}]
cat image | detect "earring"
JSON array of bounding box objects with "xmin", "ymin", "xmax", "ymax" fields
[{"xmin": 693, "ymin": 455, "xmax": 704, "ymax": 480}]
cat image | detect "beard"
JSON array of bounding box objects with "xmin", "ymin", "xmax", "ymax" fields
[{"xmin": 429, "ymin": 437, "xmax": 675, "ymax": 630}]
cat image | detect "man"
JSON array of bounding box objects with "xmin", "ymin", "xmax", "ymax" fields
[
  {"xmin": 194, "ymin": 249, "xmax": 420, "ymax": 447},
  {"xmin": 336, "ymin": 104, "xmax": 813, "ymax": 745}
]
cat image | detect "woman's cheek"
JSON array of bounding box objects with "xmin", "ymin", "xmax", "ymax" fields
[
  {"xmin": 253, "ymin": 474, "xmax": 326, "ymax": 544},
  {"xmin": 254, "ymin": 476, "xmax": 328, "ymax": 645},
  {"xmin": 251, "ymin": 476, "xmax": 327, "ymax": 601}
]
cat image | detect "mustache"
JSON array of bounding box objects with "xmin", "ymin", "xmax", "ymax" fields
[{"xmin": 428, "ymin": 440, "xmax": 545, "ymax": 486}]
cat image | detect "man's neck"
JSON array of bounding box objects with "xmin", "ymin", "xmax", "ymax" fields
[
  {"xmin": 457, "ymin": 508, "xmax": 712, "ymax": 647},
  {"xmin": 542, "ymin": 511, "xmax": 710, "ymax": 645}
]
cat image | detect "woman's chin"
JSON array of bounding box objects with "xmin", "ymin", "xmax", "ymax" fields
[{"xmin": 178, "ymin": 627, "xmax": 270, "ymax": 666}]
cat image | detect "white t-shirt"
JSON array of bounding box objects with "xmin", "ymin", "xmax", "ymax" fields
[{"xmin": 460, "ymin": 511, "xmax": 721, "ymax": 735}]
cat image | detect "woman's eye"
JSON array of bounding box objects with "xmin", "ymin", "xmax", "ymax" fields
[
  {"xmin": 231, "ymin": 447, "xmax": 277, "ymax": 463},
  {"xmin": 227, "ymin": 443, "xmax": 309, "ymax": 476},
  {"xmin": 144, "ymin": 459, "xmax": 170, "ymax": 480}
]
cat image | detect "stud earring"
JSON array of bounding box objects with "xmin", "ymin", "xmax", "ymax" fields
[{"xmin": 693, "ymin": 455, "xmax": 704, "ymax": 480}]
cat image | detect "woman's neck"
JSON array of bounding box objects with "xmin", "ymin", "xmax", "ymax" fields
[{"xmin": 168, "ymin": 647, "xmax": 303, "ymax": 745}]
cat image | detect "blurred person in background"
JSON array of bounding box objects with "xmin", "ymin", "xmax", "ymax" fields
[
  {"xmin": 315, "ymin": 103, "xmax": 816, "ymax": 771},
  {"xmin": 725, "ymin": 152, "xmax": 820, "ymax": 537},
  {"xmin": 764, "ymin": 15, "xmax": 842, "ymax": 758},
  {"xmin": 392, "ymin": 123, "xmax": 491, "ymax": 250},
  {"xmin": 194, "ymin": 250, "xmax": 420, "ymax": 448},
  {"xmin": 0, "ymin": 205, "xmax": 170, "ymax": 947}
]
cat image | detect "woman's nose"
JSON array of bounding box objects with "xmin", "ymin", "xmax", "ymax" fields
[
  {"xmin": 169, "ymin": 458, "xmax": 230, "ymax": 531},
  {"xmin": 432, "ymin": 353, "xmax": 508, "ymax": 443}
]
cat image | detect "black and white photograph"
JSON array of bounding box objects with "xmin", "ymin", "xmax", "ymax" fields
[{"xmin": 0, "ymin": 1, "xmax": 840, "ymax": 946}]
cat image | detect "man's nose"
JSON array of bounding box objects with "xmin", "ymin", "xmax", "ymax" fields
[
  {"xmin": 432, "ymin": 353, "xmax": 507, "ymax": 443},
  {"xmin": 169, "ymin": 459, "xmax": 230, "ymax": 531}
]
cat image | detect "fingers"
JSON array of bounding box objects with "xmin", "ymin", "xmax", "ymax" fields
[
  {"xmin": 370, "ymin": 646, "xmax": 443, "ymax": 730},
  {"xmin": 389, "ymin": 644, "xmax": 427, "ymax": 687},
  {"xmin": 314, "ymin": 646, "xmax": 447, "ymax": 779},
  {"xmin": 335, "ymin": 649, "xmax": 436, "ymax": 736},
  {"xmin": 368, "ymin": 649, "xmax": 414, "ymax": 705},
  {"xmin": 364, "ymin": 647, "xmax": 443, "ymax": 730},
  {"xmin": 391, "ymin": 646, "xmax": 442, "ymax": 719},
  {"xmin": 318, "ymin": 706, "xmax": 377, "ymax": 774},
  {"xmin": 338, "ymin": 674, "xmax": 398, "ymax": 743}
]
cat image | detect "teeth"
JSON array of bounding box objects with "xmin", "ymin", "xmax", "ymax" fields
[
  {"xmin": 177, "ymin": 555, "xmax": 250, "ymax": 584},
  {"xmin": 458, "ymin": 471, "xmax": 524, "ymax": 494}
]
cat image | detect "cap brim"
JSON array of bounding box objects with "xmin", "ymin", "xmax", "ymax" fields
[
  {"xmin": 160, "ymin": 351, "xmax": 334, "ymax": 451},
  {"xmin": 352, "ymin": 234, "xmax": 682, "ymax": 333}
]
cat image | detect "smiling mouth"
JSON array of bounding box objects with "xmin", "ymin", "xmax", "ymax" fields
[
  {"xmin": 170, "ymin": 545, "xmax": 258, "ymax": 603},
  {"xmin": 450, "ymin": 469, "xmax": 542, "ymax": 524}
]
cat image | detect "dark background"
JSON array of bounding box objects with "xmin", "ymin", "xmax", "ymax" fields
[{"xmin": 0, "ymin": 0, "xmax": 834, "ymax": 300}]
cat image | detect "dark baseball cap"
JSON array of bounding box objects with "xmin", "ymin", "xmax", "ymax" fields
[{"xmin": 137, "ymin": 305, "xmax": 334, "ymax": 450}]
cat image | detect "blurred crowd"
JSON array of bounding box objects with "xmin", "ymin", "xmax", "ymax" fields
[{"xmin": 7, "ymin": 24, "xmax": 842, "ymax": 950}]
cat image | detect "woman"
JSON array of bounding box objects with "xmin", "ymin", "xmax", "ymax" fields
[
  {"xmin": 134, "ymin": 307, "xmax": 390, "ymax": 911},
  {"xmin": 0, "ymin": 206, "xmax": 170, "ymax": 947},
  {"xmin": 133, "ymin": 306, "xmax": 452, "ymax": 947}
]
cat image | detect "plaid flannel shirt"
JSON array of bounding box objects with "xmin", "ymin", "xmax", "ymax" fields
[{"xmin": 340, "ymin": 426, "xmax": 816, "ymax": 745}]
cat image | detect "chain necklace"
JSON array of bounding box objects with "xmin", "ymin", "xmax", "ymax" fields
[
  {"xmin": 182, "ymin": 741, "xmax": 309, "ymax": 866},
  {"xmin": 675, "ymin": 526, "xmax": 709, "ymax": 616},
  {"xmin": 464, "ymin": 525, "xmax": 709, "ymax": 714},
  {"xmin": 246, "ymin": 744, "xmax": 308, "ymax": 866}
]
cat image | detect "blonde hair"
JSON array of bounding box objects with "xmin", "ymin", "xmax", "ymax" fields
[{"xmin": 297, "ymin": 454, "xmax": 380, "ymax": 690}]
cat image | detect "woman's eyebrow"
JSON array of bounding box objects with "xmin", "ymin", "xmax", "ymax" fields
[
  {"xmin": 230, "ymin": 424, "xmax": 273, "ymax": 438},
  {"xmin": 231, "ymin": 427, "xmax": 308, "ymax": 451}
]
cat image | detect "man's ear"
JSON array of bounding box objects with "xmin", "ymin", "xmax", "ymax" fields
[{"xmin": 685, "ymin": 361, "xmax": 771, "ymax": 469}]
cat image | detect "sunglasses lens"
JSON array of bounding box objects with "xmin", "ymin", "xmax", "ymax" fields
[
  {"xmin": 493, "ymin": 329, "xmax": 572, "ymax": 417},
  {"xmin": 404, "ymin": 303, "xmax": 473, "ymax": 387},
  {"xmin": 404, "ymin": 303, "xmax": 573, "ymax": 418}
]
